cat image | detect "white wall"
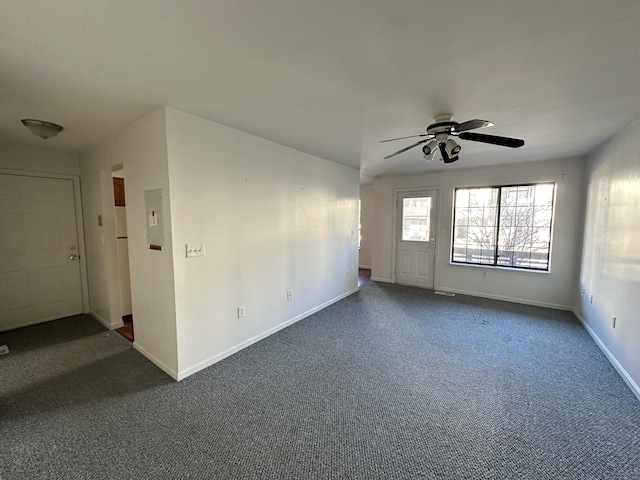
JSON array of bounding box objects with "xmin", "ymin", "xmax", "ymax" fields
[
  {"xmin": 79, "ymin": 106, "xmax": 359, "ymax": 380},
  {"xmin": 371, "ymin": 156, "xmax": 587, "ymax": 309},
  {"xmin": 164, "ymin": 108, "xmax": 360, "ymax": 378},
  {"xmin": 81, "ymin": 108, "xmax": 179, "ymax": 377},
  {"xmin": 0, "ymin": 143, "xmax": 79, "ymax": 176},
  {"xmin": 359, "ymin": 183, "xmax": 373, "ymax": 269},
  {"xmin": 577, "ymin": 119, "xmax": 640, "ymax": 399}
]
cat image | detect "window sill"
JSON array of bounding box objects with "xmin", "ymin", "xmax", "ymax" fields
[{"xmin": 449, "ymin": 261, "xmax": 550, "ymax": 275}]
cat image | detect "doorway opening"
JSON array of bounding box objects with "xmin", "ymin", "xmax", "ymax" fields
[
  {"xmin": 112, "ymin": 168, "xmax": 134, "ymax": 342},
  {"xmin": 358, "ymin": 268, "xmax": 371, "ymax": 286}
]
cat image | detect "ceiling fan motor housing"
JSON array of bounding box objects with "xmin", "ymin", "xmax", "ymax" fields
[{"xmin": 427, "ymin": 121, "xmax": 457, "ymax": 137}]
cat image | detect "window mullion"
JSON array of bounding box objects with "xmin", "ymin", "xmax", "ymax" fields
[{"xmin": 494, "ymin": 187, "xmax": 501, "ymax": 266}]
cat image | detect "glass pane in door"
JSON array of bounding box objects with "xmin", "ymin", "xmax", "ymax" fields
[{"xmin": 402, "ymin": 197, "xmax": 431, "ymax": 241}]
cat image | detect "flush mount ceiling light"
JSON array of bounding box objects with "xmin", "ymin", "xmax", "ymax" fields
[{"xmin": 21, "ymin": 119, "xmax": 64, "ymax": 139}]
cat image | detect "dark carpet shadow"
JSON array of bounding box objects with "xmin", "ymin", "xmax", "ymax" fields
[
  {"xmin": 0, "ymin": 314, "xmax": 108, "ymax": 354},
  {"xmin": 0, "ymin": 348, "xmax": 171, "ymax": 419}
]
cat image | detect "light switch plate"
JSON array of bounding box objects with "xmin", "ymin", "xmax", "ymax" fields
[{"xmin": 186, "ymin": 243, "xmax": 205, "ymax": 258}]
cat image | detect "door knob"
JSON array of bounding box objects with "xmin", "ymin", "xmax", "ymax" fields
[{"xmin": 69, "ymin": 254, "xmax": 78, "ymax": 260}]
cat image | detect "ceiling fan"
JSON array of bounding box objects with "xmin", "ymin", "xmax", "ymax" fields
[{"xmin": 381, "ymin": 113, "xmax": 525, "ymax": 164}]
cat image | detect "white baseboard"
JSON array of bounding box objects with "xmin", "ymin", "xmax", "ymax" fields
[
  {"xmin": 370, "ymin": 276, "xmax": 392, "ymax": 283},
  {"xmin": 373, "ymin": 281, "xmax": 571, "ymax": 311},
  {"xmin": 133, "ymin": 341, "xmax": 179, "ymax": 380},
  {"xmin": 433, "ymin": 287, "xmax": 572, "ymax": 311},
  {"xmin": 177, "ymin": 287, "xmax": 360, "ymax": 381},
  {"xmin": 573, "ymin": 310, "xmax": 640, "ymax": 402},
  {"xmin": 89, "ymin": 310, "xmax": 123, "ymax": 330}
]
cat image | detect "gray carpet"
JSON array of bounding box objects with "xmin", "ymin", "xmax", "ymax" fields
[{"xmin": 1, "ymin": 280, "xmax": 639, "ymax": 479}]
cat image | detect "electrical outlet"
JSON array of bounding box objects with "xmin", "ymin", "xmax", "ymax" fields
[
  {"xmin": 286, "ymin": 290, "xmax": 292, "ymax": 301},
  {"xmin": 590, "ymin": 294, "xmax": 593, "ymax": 304},
  {"xmin": 581, "ymin": 289, "xmax": 585, "ymax": 297},
  {"xmin": 237, "ymin": 306, "xmax": 245, "ymax": 319},
  {"xmin": 611, "ymin": 315, "xmax": 616, "ymax": 328}
]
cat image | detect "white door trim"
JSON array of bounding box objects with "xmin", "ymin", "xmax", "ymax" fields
[
  {"xmin": 0, "ymin": 168, "xmax": 90, "ymax": 315},
  {"xmin": 391, "ymin": 187, "xmax": 440, "ymax": 287}
]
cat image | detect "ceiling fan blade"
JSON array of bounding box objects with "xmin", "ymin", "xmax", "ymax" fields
[
  {"xmin": 384, "ymin": 139, "xmax": 428, "ymax": 159},
  {"xmin": 380, "ymin": 133, "xmax": 429, "ymax": 143},
  {"xmin": 439, "ymin": 142, "xmax": 459, "ymax": 164},
  {"xmin": 452, "ymin": 119, "xmax": 494, "ymax": 133},
  {"xmin": 458, "ymin": 132, "xmax": 525, "ymax": 148}
]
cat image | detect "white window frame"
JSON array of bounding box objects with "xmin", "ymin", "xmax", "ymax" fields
[{"xmin": 451, "ymin": 183, "xmax": 556, "ymax": 271}]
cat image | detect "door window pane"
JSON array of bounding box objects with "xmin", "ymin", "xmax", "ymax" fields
[{"xmin": 402, "ymin": 197, "xmax": 430, "ymax": 241}]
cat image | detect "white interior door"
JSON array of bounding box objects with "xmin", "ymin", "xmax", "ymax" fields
[
  {"xmin": 0, "ymin": 174, "xmax": 83, "ymax": 331},
  {"xmin": 395, "ymin": 190, "xmax": 437, "ymax": 289}
]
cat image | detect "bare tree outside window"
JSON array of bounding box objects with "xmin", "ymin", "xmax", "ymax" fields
[{"xmin": 452, "ymin": 183, "xmax": 555, "ymax": 270}]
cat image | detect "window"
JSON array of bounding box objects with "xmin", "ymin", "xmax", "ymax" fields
[
  {"xmin": 452, "ymin": 183, "xmax": 555, "ymax": 270},
  {"xmin": 401, "ymin": 196, "xmax": 431, "ymax": 241}
]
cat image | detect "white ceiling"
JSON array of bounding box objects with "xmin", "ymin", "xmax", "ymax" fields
[{"xmin": 2, "ymin": 1, "xmax": 640, "ymax": 182}]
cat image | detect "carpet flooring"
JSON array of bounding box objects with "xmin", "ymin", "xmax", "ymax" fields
[{"xmin": 1, "ymin": 280, "xmax": 639, "ymax": 479}]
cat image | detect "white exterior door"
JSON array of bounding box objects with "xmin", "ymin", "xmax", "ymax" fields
[
  {"xmin": 395, "ymin": 190, "xmax": 437, "ymax": 289},
  {"xmin": 0, "ymin": 174, "xmax": 83, "ymax": 331}
]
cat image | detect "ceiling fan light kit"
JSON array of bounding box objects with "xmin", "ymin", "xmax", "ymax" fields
[
  {"xmin": 444, "ymin": 138, "xmax": 461, "ymax": 156},
  {"xmin": 382, "ymin": 113, "xmax": 524, "ymax": 164},
  {"xmin": 422, "ymin": 139, "xmax": 438, "ymax": 156}
]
